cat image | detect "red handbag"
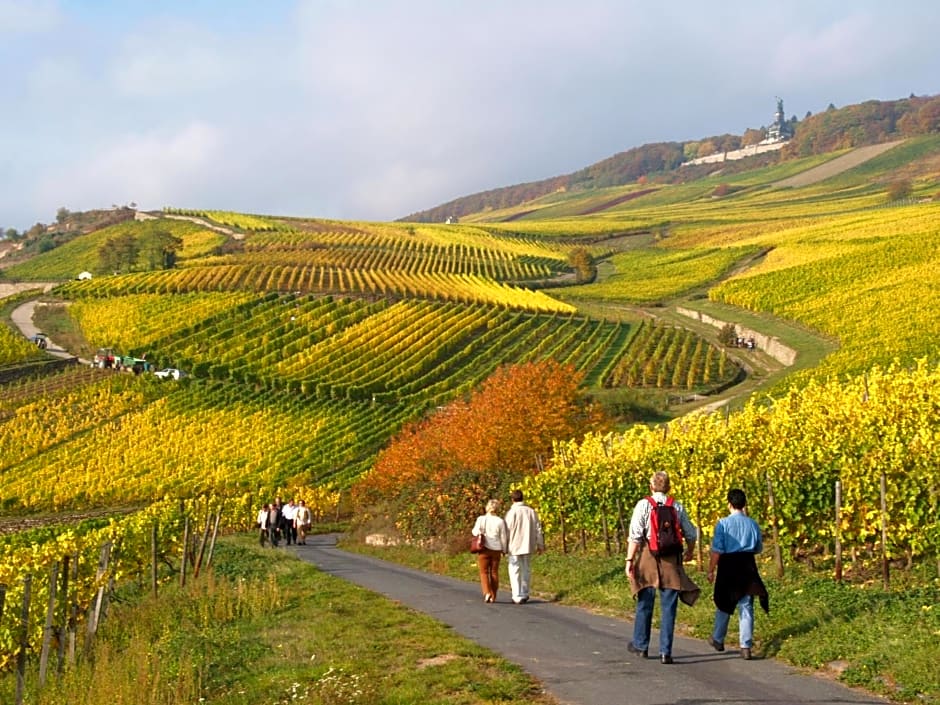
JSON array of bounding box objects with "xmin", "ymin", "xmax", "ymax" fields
[{"xmin": 470, "ymin": 533, "xmax": 485, "ymax": 553}]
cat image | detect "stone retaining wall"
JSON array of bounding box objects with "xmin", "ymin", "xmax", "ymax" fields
[
  {"xmin": 683, "ymin": 141, "xmax": 785, "ymax": 166},
  {"xmin": 676, "ymin": 306, "xmax": 797, "ymax": 366}
]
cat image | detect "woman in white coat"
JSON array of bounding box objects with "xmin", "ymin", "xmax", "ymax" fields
[{"xmin": 471, "ymin": 499, "xmax": 509, "ymax": 602}]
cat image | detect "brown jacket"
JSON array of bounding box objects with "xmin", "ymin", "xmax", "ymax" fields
[{"xmin": 628, "ymin": 542, "xmax": 701, "ymax": 606}]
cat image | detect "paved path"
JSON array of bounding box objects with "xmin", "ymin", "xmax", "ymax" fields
[
  {"xmin": 296, "ymin": 535, "xmax": 886, "ymax": 705},
  {"xmin": 773, "ymin": 141, "xmax": 904, "ymax": 189},
  {"xmin": 10, "ymin": 299, "xmax": 79, "ymax": 361}
]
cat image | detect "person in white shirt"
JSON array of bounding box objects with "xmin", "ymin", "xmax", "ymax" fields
[
  {"xmin": 256, "ymin": 503, "xmax": 274, "ymax": 547},
  {"xmin": 294, "ymin": 500, "xmax": 312, "ymax": 545},
  {"xmin": 282, "ymin": 499, "xmax": 298, "ymax": 545},
  {"xmin": 504, "ymin": 489, "xmax": 544, "ymax": 604},
  {"xmin": 471, "ymin": 499, "xmax": 510, "ymax": 602}
]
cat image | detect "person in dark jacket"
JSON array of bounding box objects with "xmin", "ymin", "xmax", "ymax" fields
[{"xmin": 706, "ymin": 488, "xmax": 769, "ymax": 660}]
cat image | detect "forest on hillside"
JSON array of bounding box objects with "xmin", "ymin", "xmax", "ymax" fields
[{"xmin": 404, "ymin": 93, "xmax": 940, "ymax": 223}]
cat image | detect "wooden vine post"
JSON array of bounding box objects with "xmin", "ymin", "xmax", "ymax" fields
[
  {"xmin": 56, "ymin": 555, "xmax": 72, "ymax": 675},
  {"xmin": 151, "ymin": 521, "xmax": 159, "ymax": 597},
  {"xmin": 615, "ymin": 497, "xmax": 627, "ymax": 554},
  {"xmin": 696, "ymin": 502, "xmax": 706, "ymax": 569},
  {"xmin": 205, "ymin": 506, "xmax": 223, "ymax": 571},
  {"xmin": 765, "ymin": 475, "xmax": 784, "ymax": 578},
  {"xmin": 15, "ymin": 574, "xmax": 32, "ymax": 705},
  {"xmin": 194, "ymin": 510, "xmax": 213, "ymax": 579},
  {"xmin": 38, "ymin": 561, "xmax": 59, "ymax": 686},
  {"xmin": 834, "ymin": 480, "xmax": 843, "ymax": 582},
  {"xmin": 180, "ymin": 515, "xmax": 191, "ymax": 588},
  {"xmin": 556, "ymin": 450, "xmax": 568, "ymax": 554},
  {"xmin": 880, "ymin": 472, "xmax": 890, "ymax": 590},
  {"xmin": 86, "ymin": 541, "xmax": 113, "ymax": 651}
]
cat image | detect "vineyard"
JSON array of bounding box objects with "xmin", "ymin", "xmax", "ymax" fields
[
  {"xmin": 0, "ymin": 289, "xmax": 741, "ymax": 517},
  {"xmin": 0, "ymin": 324, "xmax": 42, "ymax": 366},
  {"xmin": 3, "ymin": 131, "xmax": 940, "ymax": 695},
  {"xmin": 0, "ymin": 495, "xmax": 229, "ymax": 673},
  {"xmin": 525, "ymin": 360, "xmax": 940, "ymax": 568}
]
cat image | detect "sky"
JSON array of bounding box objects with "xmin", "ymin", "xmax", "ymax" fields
[{"xmin": 1, "ymin": 0, "xmax": 939, "ymax": 231}]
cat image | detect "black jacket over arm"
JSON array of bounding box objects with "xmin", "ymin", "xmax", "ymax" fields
[{"xmin": 713, "ymin": 552, "xmax": 769, "ymax": 615}]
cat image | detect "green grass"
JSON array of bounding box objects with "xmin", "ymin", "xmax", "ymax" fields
[
  {"xmin": 0, "ymin": 536, "xmax": 558, "ymax": 705},
  {"xmin": 559, "ymin": 246, "xmax": 758, "ymax": 303},
  {"xmin": 342, "ymin": 539, "xmax": 940, "ymax": 705},
  {"xmin": 31, "ymin": 298, "xmax": 95, "ymax": 359}
]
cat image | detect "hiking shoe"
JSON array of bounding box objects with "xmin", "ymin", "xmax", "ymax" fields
[
  {"xmin": 660, "ymin": 654, "xmax": 674, "ymax": 665},
  {"xmin": 707, "ymin": 636, "xmax": 725, "ymax": 652},
  {"xmin": 627, "ymin": 642, "xmax": 648, "ymax": 659}
]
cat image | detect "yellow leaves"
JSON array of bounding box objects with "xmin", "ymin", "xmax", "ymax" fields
[
  {"xmin": 529, "ymin": 359, "xmax": 940, "ymax": 561},
  {"xmin": 0, "ymin": 323, "xmax": 44, "ymax": 365},
  {"xmin": 71, "ymin": 292, "xmax": 255, "ymax": 351},
  {"xmin": 711, "ymin": 205, "xmax": 940, "ymax": 381}
]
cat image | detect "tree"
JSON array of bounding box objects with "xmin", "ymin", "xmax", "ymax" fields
[
  {"xmin": 916, "ymin": 97, "xmax": 940, "ymax": 133},
  {"xmin": 697, "ymin": 140, "xmax": 717, "ymax": 157},
  {"xmin": 718, "ymin": 322, "xmax": 738, "ymax": 347},
  {"xmin": 568, "ymin": 247, "xmax": 596, "ymax": 284},
  {"xmin": 36, "ymin": 234, "xmax": 56, "ymax": 253},
  {"xmin": 741, "ymin": 128, "xmax": 764, "ymax": 147},
  {"xmin": 712, "ymin": 183, "xmax": 732, "ymax": 198},
  {"xmin": 886, "ymin": 179, "xmax": 912, "ymax": 202},
  {"xmin": 352, "ymin": 359, "xmax": 609, "ymax": 541},
  {"xmin": 98, "ymin": 233, "xmax": 139, "ymax": 273},
  {"xmin": 56, "ymin": 207, "xmax": 71, "ymax": 224},
  {"xmin": 139, "ymin": 229, "xmax": 182, "ymax": 270}
]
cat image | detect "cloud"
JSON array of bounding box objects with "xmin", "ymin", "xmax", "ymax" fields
[
  {"xmin": 3, "ymin": 0, "xmax": 940, "ymax": 231},
  {"xmin": 110, "ymin": 22, "xmax": 236, "ymax": 98},
  {"xmin": 770, "ymin": 12, "xmax": 890, "ymax": 85},
  {"xmin": 35, "ymin": 122, "xmax": 225, "ymax": 213},
  {"xmin": 25, "ymin": 56, "xmax": 87, "ymax": 104},
  {"xmin": 0, "ymin": 0, "xmax": 60, "ymax": 34}
]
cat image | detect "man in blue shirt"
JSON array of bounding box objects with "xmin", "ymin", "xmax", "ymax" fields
[{"xmin": 706, "ymin": 488, "xmax": 768, "ymax": 660}]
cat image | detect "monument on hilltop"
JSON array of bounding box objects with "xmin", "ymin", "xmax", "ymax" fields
[
  {"xmin": 763, "ymin": 97, "xmax": 793, "ymax": 144},
  {"xmin": 683, "ymin": 97, "xmax": 792, "ymax": 166}
]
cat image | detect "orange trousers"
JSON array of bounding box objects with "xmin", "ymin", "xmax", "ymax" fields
[{"xmin": 476, "ymin": 547, "xmax": 502, "ymax": 601}]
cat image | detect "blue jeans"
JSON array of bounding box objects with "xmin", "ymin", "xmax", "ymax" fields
[
  {"xmin": 712, "ymin": 595, "xmax": 755, "ymax": 648},
  {"xmin": 632, "ymin": 587, "xmax": 679, "ymax": 656}
]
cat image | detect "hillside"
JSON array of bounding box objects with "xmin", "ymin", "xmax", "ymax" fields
[
  {"xmin": 404, "ymin": 93, "xmax": 940, "ymax": 223},
  {"xmin": 4, "ymin": 120, "xmax": 940, "ymax": 704},
  {"xmin": 1, "ymin": 127, "xmax": 939, "ymax": 506}
]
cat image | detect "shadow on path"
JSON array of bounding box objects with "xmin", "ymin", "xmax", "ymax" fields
[{"xmin": 294, "ymin": 534, "xmax": 886, "ymax": 705}]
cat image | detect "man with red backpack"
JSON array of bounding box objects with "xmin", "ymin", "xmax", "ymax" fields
[{"xmin": 625, "ymin": 471, "xmax": 700, "ymax": 664}]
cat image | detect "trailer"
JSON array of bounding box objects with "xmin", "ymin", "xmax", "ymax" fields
[{"xmin": 120, "ymin": 355, "xmax": 152, "ymax": 374}]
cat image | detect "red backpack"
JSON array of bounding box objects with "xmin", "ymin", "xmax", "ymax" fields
[{"xmin": 647, "ymin": 496, "xmax": 683, "ymax": 557}]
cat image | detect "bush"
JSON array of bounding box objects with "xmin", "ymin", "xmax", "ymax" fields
[
  {"xmin": 718, "ymin": 322, "xmax": 737, "ymax": 346},
  {"xmin": 886, "ymin": 179, "xmax": 912, "ymax": 201}
]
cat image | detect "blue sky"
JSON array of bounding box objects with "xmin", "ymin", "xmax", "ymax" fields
[{"xmin": 1, "ymin": 0, "xmax": 939, "ymax": 231}]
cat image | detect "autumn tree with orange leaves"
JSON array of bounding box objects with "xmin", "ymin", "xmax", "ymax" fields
[{"xmin": 352, "ymin": 359, "xmax": 608, "ymax": 543}]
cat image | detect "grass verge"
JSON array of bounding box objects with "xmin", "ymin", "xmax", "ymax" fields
[
  {"xmin": 31, "ymin": 298, "xmax": 94, "ymax": 359},
  {"xmin": 343, "ymin": 539, "xmax": 940, "ymax": 705},
  {"xmin": 0, "ymin": 536, "xmax": 558, "ymax": 705}
]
